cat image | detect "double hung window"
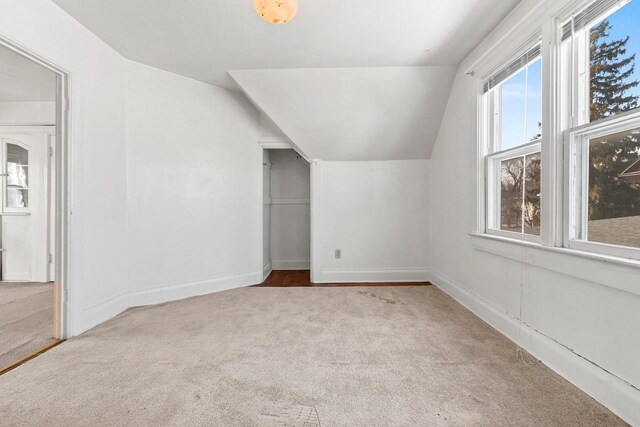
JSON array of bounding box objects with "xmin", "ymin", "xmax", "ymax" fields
[{"xmin": 480, "ymin": 0, "xmax": 640, "ymax": 261}]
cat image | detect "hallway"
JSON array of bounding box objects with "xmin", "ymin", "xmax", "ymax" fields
[{"xmin": 0, "ymin": 282, "xmax": 54, "ymax": 369}]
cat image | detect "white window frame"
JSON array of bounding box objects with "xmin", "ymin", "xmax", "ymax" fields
[
  {"xmin": 481, "ymin": 42, "xmax": 543, "ymax": 243},
  {"xmin": 486, "ymin": 140, "xmax": 542, "ymax": 242},
  {"xmin": 561, "ymin": 0, "xmax": 640, "ymax": 261},
  {"xmin": 475, "ymin": 0, "xmax": 640, "ymax": 266},
  {"xmin": 565, "ymin": 109, "xmax": 640, "ymax": 260}
]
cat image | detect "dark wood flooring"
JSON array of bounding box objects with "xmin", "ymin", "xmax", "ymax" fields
[{"xmin": 257, "ymin": 270, "xmax": 432, "ymax": 287}]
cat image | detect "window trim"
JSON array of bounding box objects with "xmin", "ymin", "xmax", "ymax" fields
[
  {"xmin": 476, "ymin": 0, "xmax": 640, "ymax": 268},
  {"xmin": 564, "ymin": 108, "xmax": 640, "ymax": 261},
  {"xmin": 480, "ymin": 39, "xmax": 543, "ymax": 241}
]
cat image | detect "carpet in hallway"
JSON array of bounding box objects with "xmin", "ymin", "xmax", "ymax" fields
[{"xmin": 0, "ymin": 282, "xmax": 54, "ymax": 369}]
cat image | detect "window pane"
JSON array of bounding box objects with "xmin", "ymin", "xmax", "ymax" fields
[
  {"xmin": 524, "ymin": 152, "xmax": 541, "ymax": 235},
  {"xmin": 526, "ymin": 60, "xmax": 542, "ymax": 141},
  {"xmin": 500, "ymin": 157, "xmax": 523, "ymax": 232},
  {"xmin": 590, "ymin": 1, "xmax": 640, "ymax": 122},
  {"xmin": 500, "ymin": 59, "xmax": 542, "ymax": 150},
  {"xmin": 6, "ymin": 143, "xmax": 28, "ymax": 208},
  {"xmin": 587, "ymin": 127, "xmax": 640, "ymax": 248},
  {"xmin": 500, "ymin": 69, "xmax": 527, "ymax": 150}
]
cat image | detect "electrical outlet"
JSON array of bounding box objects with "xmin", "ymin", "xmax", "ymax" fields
[{"xmin": 335, "ymin": 249, "xmax": 341, "ymax": 259}]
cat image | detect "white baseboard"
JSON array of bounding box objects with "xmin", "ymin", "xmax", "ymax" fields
[
  {"xmin": 430, "ymin": 268, "xmax": 640, "ymax": 426},
  {"xmin": 75, "ymin": 271, "xmax": 262, "ymax": 336},
  {"xmin": 315, "ymin": 267, "xmax": 430, "ymax": 283},
  {"xmin": 263, "ymin": 263, "xmax": 272, "ymax": 281},
  {"xmin": 271, "ymin": 259, "xmax": 310, "ymax": 270}
]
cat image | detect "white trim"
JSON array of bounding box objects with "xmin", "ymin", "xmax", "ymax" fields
[
  {"xmin": 315, "ymin": 267, "xmax": 430, "ymax": 283},
  {"xmin": 78, "ymin": 271, "xmax": 262, "ymax": 334},
  {"xmin": 310, "ymin": 160, "xmax": 323, "ymax": 283},
  {"xmin": 565, "ymin": 109, "xmax": 640, "ymax": 261},
  {"xmin": 257, "ymin": 137, "xmax": 293, "ymax": 149},
  {"xmin": 0, "ymin": 125, "xmax": 56, "ymax": 133},
  {"xmin": 271, "ymin": 259, "xmax": 310, "ymax": 270},
  {"xmin": 270, "ymin": 197, "xmax": 310, "ymax": 206},
  {"xmin": 262, "ymin": 263, "xmax": 272, "ymax": 281},
  {"xmin": 463, "ymin": 0, "xmax": 547, "ymax": 77},
  {"xmin": 0, "ymin": 35, "xmax": 72, "ymax": 339},
  {"xmin": 430, "ymin": 268, "xmax": 640, "ymax": 426},
  {"xmin": 470, "ymin": 233, "xmax": 640, "ymax": 296},
  {"xmin": 541, "ymin": 12, "xmax": 565, "ymax": 247},
  {"xmin": 485, "ymin": 140, "xmax": 542, "ymax": 237},
  {"xmin": 485, "ymin": 228, "xmax": 541, "ymax": 243}
]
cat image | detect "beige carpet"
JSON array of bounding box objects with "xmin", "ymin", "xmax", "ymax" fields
[
  {"xmin": 0, "ymin": 282, "xmax": 54, "ymax": 369},
  {"xmin": 0, "ymin": 286, "xmax": 623, "ymax": 426}
]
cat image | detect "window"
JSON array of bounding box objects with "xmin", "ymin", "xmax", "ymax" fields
[
  {"xmin": 478, "ymin": 0, "xmax": 640, "ymax": 262},
  {"xmin": 564, "ymin": 0, "xmax": 640, "ymax": 260},
  {"xmin": 4, "ymin": 141, "xmax": 29, "ymax": 210},
  {"xmin": 483, "ymin": 44, "xmax": 542, "ymax": 240}
]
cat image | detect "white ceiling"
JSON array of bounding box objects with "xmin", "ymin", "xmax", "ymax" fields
[
  {"xmin": 51, "ymin": 0, "xmax": 519, "ymax": 89},
  {"xmin": 231, "ymin": 66, "xmax": 457, "ymax": 160},
  {"xmin": 0, "ymin": 44, "xmax": 56, "ymax": 102}
]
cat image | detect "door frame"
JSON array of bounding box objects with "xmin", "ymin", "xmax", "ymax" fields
[
  {"xmin": 0, "ymin": 37, "xmax": 72, "ymax": 340},
  {"xmin": 258, "ymin": 140, "xmax": 314, "ymax": 282}
]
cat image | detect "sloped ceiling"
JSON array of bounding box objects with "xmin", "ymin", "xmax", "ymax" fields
[
  {"xmin": 51, "ymin": 0, "xmax": 518, "ymax": 89},
  {"xmin": 231, "ymin": 67, "xmax": 456, "ymax": 160},
  {"xmin": 50, "ymin": 0, "xmax": 518, "ymax": 161}
]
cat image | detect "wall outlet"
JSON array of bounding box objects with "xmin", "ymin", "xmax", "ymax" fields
[{"xmin": 335, "ymin": 249, "xmax": 341, "ymax": 259}]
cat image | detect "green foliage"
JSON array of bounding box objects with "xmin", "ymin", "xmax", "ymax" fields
[{"xmin": 589, "ymin": 20, "xmax": 640, "ymax": 221}]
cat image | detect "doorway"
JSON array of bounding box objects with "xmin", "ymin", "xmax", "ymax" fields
[
  {"xmin": 0, "ymin": 40, "xmax": 67, "ymax": 372},
  {"xmin": 262, "ymin": 149, "xmax": 311, "ymax": 283}
]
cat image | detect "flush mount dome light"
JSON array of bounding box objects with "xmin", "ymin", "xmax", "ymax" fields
[{"xmin": 254, "ymin": 0, "xmax": 298, "ymax": 25}]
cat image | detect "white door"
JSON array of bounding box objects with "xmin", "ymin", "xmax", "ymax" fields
[
  {"xmin": 0, "ymin": 132, "xmax": 49, "ymax": 282},
  {"xmin": 2, "ymin": 215, "xmax": 31, "ymax": 280}
]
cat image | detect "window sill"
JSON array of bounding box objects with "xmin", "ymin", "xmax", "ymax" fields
[{"xmin": 469, "ymin": 233, "xmax": 640, "ymax": 297}]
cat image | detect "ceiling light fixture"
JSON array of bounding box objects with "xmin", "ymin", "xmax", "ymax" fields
[{"xmin": 254, "ymin": 0, "xmax": 298, "ymax": 25}]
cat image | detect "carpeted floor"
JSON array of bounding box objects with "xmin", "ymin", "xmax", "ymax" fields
[
  {"xmin": 0, "ymin": 282, "xmax": 54, "ymax": 369},
  {"xmin": 0, "ymin": 286, "xmax": 623, "ymax": 426}
]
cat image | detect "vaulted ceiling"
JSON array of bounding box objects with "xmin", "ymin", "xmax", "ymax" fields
[
  {"xmin": 50, "ymin": 0, "xmax": 519, "ymax": 160},
  {"xmin": 51, "ymin": 0, "xmax": 519, "ymax": 89},
  {"xmin": 231, "ymin": 67, "xmax": 457, "ymax": 160}
]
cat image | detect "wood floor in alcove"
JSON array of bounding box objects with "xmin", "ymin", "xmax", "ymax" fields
[{"xmin": 257, "ymin": 270, "xmax": 432, "ymax": 287}]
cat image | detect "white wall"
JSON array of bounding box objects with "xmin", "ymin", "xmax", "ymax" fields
[
  {"xmin": 0, "ymin": 0, "xmax": 129, "ymax": 336},
  {"xmin": 1, "ymin": 0, "xmax": 263, "ymax": 336},
  {"xmin": 312, "ymin": 160, "xmax": 430, "ymax": 283},
  {"xmin": 428, "ymin": 1, "xmax": 640, "ymax": 423},
  {"xmin": 262, "ymin": 149, "xmax": 272, "ymax": 278},
  {"xmin": 0, "ymin": 102, "xmax": 55, "ymax": 125},
  {"xmin": 125, "ymin": 61, "xmax": 262, "ymax": 302},
  {"xmin": 269, "ymin": 149, "xmax": 310, "ymax": 270}
]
